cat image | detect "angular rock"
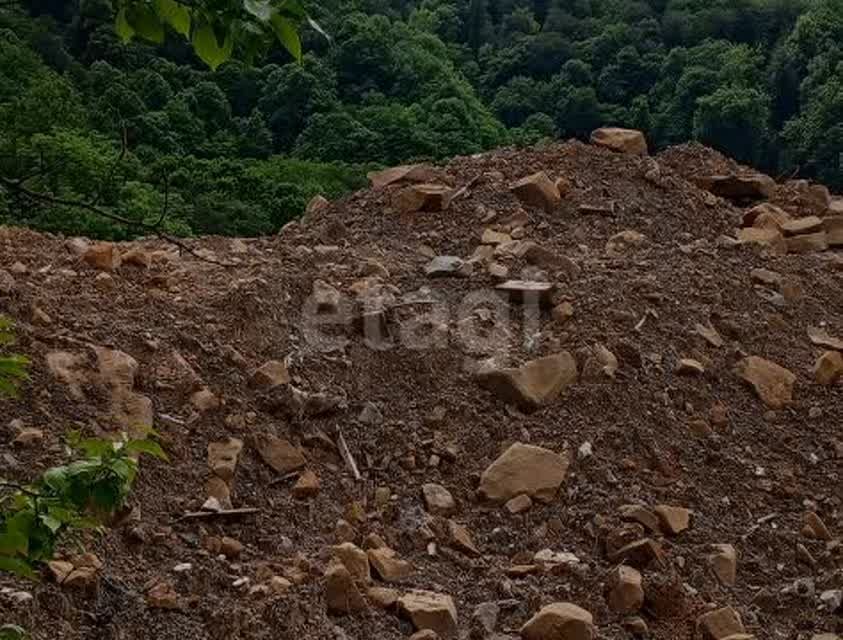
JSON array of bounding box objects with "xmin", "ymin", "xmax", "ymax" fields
[
  {"xmin": 12, "ymin": 428, "xmax": 44, "ymax": 447},
  {"xmin": 207, "ymin": 438, "xmax": 243, "ymax": 482},
  {"xmin": 696, "ymin": 607, "xmax": 746, "ymax": 640},
  {"xmin": 478, "ymin": 442, "xmax": 570, "ymax": 503},
  {"xmin": 83, "ymin": 243, "xmax": 119, "ymax": 271},
  {"xmin": 619, "ymin": 505, "xmax": 661, "ymax": 534},
  {"xmin": 250, "ymin": 360, "xmax": 290, "ymax": 388},
  {"xmin": 147, "ymin": 581, "xmax": 180, "ymax": 609},
  {"xmin": 552, "ymin": 302, "xmax": 575, "ymax": 324},
  {"xmin": 395, "ymin": 183, "xmax": 453, "ymax": 213},
  {"xmin": 426, "ymin": 256, "xmax": 471, "ymax": 278},
  {"xmin": 368, "ymin": 547, "xmax": 413, "ymax": 582},
  {"xmin": 325, "ymin": 562, "xmax": 366, "ymax": 614},
  {"xmin": 807, "ymin": 326, "xmax": 843, "ymax": 350},
  {"xmin": 369, "ymin": 164, "xmax": 441, "ymax": 189},
  {"xmin": 292, "ymin": 470, "xmax": 320, "ymax": 498},
  {"xmin": 782, "ymin": 216, "xmax": 823, "ymax": 236},
  {"xmin": 708, "ymin": 544, "xmax": 737, "ymax": 586},
  {"xmin": 190, "ymin": 388, "xmax": 219, "ymax": 412},
  {"xmin": 510, "ymin": 172, "xmax": 561, "ymax": 213},
  {"xmin": 590, "ymin": 127, "xmax": 648, "ymax": 155},
  {"xmin": 736, "ymin": 356, "xmax": 795, "ymax": 409},
  {"xmin": 448, "ymin": 520, "xmax": 480, "ymax": 556},
  {"xmin": 476, "ymin": 353, "xmax": 578, "ymax": 411},
  {"xmin": 824, "ymin": 216, "xmax": 843, "ymax": 246},
  {"xmin": 505, "ymin": 494, "xmax": 533, "ymax": 514},
  {"xmin": 694, "ymin": 174, "xmax": 776, "ymax": 200},
  {"xmin": 482, "ymin": 229, "xmax": 512, "ymax": 245},
  {"xmin": 609, "ymin": 538, "xmax": 665, "ymax": 569},
  {"xmin": 368, "ymin": 586, "xmax": 400, "ymax": 609},
  {"xmin": 254, "ymin": 434, "xmax": 306, "ymax": 474},
  {"xmin": 422, "ymin": 483, "xmax": 456, "ymax": 516},
  {"xmin": 332, "ymin": 543, "xmax": 370, "ymax": 583},
  {"xmin": 399, "ymin": 590, "xmax": 459, "ymax": 639},
  {"xmin": 742, "ymin": 203, "xmax": 790, "ymax": 229},
  {"xmin": 306, "ymin": 194, "xmax": 330, "ymax": 215},
  {"xmin": 495, "ymin": 280, "xmax": 555, "ymax": 307},
  {"xmin": 814, "ymin": 351, "xmax": 843, "ymax": 385},
  {"xmin": 787, "ymin": 231, "xmax": 827, "ymax": 254},
  {"xmin": 653, "ymin": 505, "xmax": 691, "ymax": 535},
  {"xmin": 220, "ymin": 536, "xmax": 244, "ymax": 559},
  {"xmin": 521, "ymin": 602, "xmax": 595, "ymax": 640},
  {"xmin": 607, "ymin": 565, "xmax": 644, "ymax": 614},
  {"xmin": 802, "ymin": 511, "xmax": 832, "ymax": 541},
  {"xmin": 677, "ymin": 359, "xmax": 704, "ymax": 376},
  {"xmin": 736, "ymin": 227, "xmax": 786, "ymax": 254},
  {"xmin": 121, "ymin": 248, "xmax": 151, "ymax": 268},
  {"xmin": 750, "ymin": 268, "xmax": 782, "ymax": 286}
]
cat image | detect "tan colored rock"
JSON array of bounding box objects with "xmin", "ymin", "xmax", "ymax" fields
[
  {"xmin": 708, "ymin": 543, "xmax": 737, "ymax": 586},
  {"xmin": 750, "ymin": 268, "xmax": 782, "ymax": 286},
  {"xmin": 607, "ymin": 565, "xmax": 644, "ymax": 614},
  {"xmin": 399, "ymin": 590, "xmax": 459, "ymax": 639},
  {"xmin": 250, "ymin": 360, "xmax": 290, "ymax": 388},
  {"xmin": 743, "ymin": 203, "xmax": 790, "ymax": 228},
  {"xmin": 581, "ymin": 343, "xmax": 619, "ymax": 380},
  {"xmin": 394, "ymin": 183, "xmax": 453, "ymax": 213},
  {"xmin": 782, "ymin": 216, "xmax": 824, "ymax": 236},
  {"xmin": 368, "ymin": 164, "xmax": 441, "ymax": 189},
  {"xmin": 254, "ymin": 434, "xmax": 306, "ymax": 474},
  {"xmin": 510, "ymin": 172, "xmax": 561, "ymax": 212},
  {"xmin": 590, "ymin": 127, "xmax": 648, "ymax": 155},
  {"xmin": 367, "ymin": 586, "xmax": 400, "ymax": 609},
  {"xmin": 552, "ymin": 302, "xmax": 575, "ymax": 324},
  {"xmin": 325, "ymin": 562, "xmax": 366, "ymax": 614},
  {"xmin": 190, "ymin": 388, "xmax": 219, "ymax": 412},
  {"xmin": 478, "ymin": 442, "xmax": 570, "ymax": 503},
  {"xmin": 94, "ymin": 272, "xmax": 116, "ymax": 292},
  {"xmin": 332, "ymin": 543, "xmax": 370, "ymax": 583},
  {"xmin": 606, "ymin": 229, "xmax": 646, "ymax": 256},
  {"xmin": 824, "ymin": 216, "xmax": 843, "ymax": 246},
  {"xmin": 495, "ymin": 280, "xmax": 555, "ymax": 307},
  {"xmin": 695, "ymin": 173, "xmax": 776, "ymax": 200},
  {"xmin": 808, "ymin": 326, "xmax": 843, "ymax": 350},
  {"xmin": 206, "ymin": 476, "xmax": 232, "ymax": 510},
  {"xmin": 207, "ymin": 438, "xmax": 243, "ymax": 482},
  {"xmin": 653, "ymin": 505, "xmax": 691, "ymax": 535},
  {"xmin": 306, "ymin": 194, "xmax": 330, "ymax": 215},
  {"xmin": 814, "ymin": 351, "xmax": 843, "ymax": 385},
  {"xmin": 410, "ymin": 630, "xmax": 439, "ymax": 640},
  {"xmin": 521, "ymin": 602, "xmax": 595, "ymax": 640},
  {"xmin": 677, "ymin": 359, "xmax": 704, "ymax": 376},
  {"xmin": 696, "ymin": 606, "xmax": 745, "ymax": 640},
  {"xmin": 368, "ymin": 547, "xmax": 413, "ymax": 582},
  {"xmin": 48, "ymin": 560, "xmax": 74, "ymax": 584},
  {"xmin": 12, "ymin": 427, "xmax": 44, "ymax": 447},
  {"xmin": 422, "ymin": 483, "xmax": 456, "ymax": 515},
  {"xmin": 292, "ymin": 470, "xmax": 320, "ymax": 498},
  {"xmin": 609, "ymin": 538, "xmax": 665, "ymax": 569},
  {"xmin": 147, "ymin": 581, "xmax": 180, "ymax": 609},
  {"xmin": 505, "ymin": 494, "xmax": 533, "ymax": 514},
  {"xmin": 787, "ymin": 231, "xmax": 828, "ymax": 254},
  {"xmin": 83, "ymin": 243, "xmax": 119, "ymax": 271},
  {"xmin": 121, "ymin": 248, "xmax": 151, "ymax": 268},
  {"xmin": 476, "ymin": 353, "xmax": 577, "ymax": 411},
  {"xmin": 802, "ymin": 511, "xmax": 832, "ymax": 541},
  {"xmin": 736, "ymin": 356, "xmax": 796, "ymax": 409},
  {"xmin": 481, "ymin": 229, "xmax": 512, "ymax": 245},
  {"xmin": 619, "ymin": 505, "xmax": 661, "ymax": 534},
  {"xmin": 736, "ymin": 227, "xmax": 786, "ymax": 254},
  {"xmin": 448, "ymin": 520, "xmax": 480, "ymax": 556}
]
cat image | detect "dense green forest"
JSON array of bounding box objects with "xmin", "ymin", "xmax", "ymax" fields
[{"xmin": 1, "ymin": 0, "xmax": 841, "ymax": 238}]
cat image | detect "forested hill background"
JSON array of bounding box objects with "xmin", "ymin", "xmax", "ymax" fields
[{"xmin": 1, "ymin": 0, "xmax": 841, "ymax": 239}]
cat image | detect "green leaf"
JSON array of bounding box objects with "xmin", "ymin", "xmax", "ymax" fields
[
  {"xmin": 0, "ymin": 555, "xmax": 36, "ymax": 579},
  {"xmin": 126, "ymin": 5, "xmax": 165, "ymax": 44},
  {"xmin": 0, "ymin": 624, "xmax": 29, "ymax": 640},
  {"xmin": 276, "ymin": 0, "xmax": 307, "ymax": 19},
  {"xmin": 124, "ymin": 439, "xmax": 168, "ymax": 461},
  {"xmin": 244, "ymin": 0, "xmax": 272, "ymax": 21},
  {"xmin": 271, "ymin": 14, "xmax": 301, "ymax": 61},
  {"xmin": 192, "ymin": 22, "xmax": 234, "ymax": 70},
  {"xmin": 39, "ymin": 514, "xmax": 63, "ymax": 534},
  {"xmin": 115, "ymin": 8, "xmax": 135, "ymax": 43},
  {"xmin": 0, "ymin": 529, "xmax": 28, "ymax": 555},
  {"xmin": 154, "ymin": 0, "xmax": 191, "ymax": 36}
]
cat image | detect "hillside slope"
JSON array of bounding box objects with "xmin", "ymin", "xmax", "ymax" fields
[{"xmin": 1, "ymin": 134, "xmax": 842, "ymax": 640}]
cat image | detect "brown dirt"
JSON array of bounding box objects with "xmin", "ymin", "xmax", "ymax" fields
[{"xmin": 1, "ymin": 139, "xmax": 841, "ymax": 640}]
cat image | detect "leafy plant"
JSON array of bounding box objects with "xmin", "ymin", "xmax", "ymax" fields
[
  {"xmin": 0, "ymin": 316, "xmax": 29, "ymax": 398},
  {"xmin": 0, "ymin": 431, "xmax": 167, "ymax": 578},
  {"xmin": 0, "ymin": 625, "xmax": 27, "ymax": 640},
  {"xmin": 113, "ymin": 0, "xmax": 329, "ymax": 69}
]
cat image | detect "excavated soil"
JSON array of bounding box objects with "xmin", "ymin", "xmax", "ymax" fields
[{"xmin": 0, "ymin": 139, "xmax": 841, "ymax": 640}]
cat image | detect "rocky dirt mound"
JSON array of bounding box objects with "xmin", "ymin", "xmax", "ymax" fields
[{"xmin": 1, "ymin": 131, "xmax": 842, "ymax": 640}]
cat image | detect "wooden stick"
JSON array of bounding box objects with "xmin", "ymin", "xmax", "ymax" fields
[
  {"xmin": 336, "ymin": 427, "xmax": 361, "ymax": 481},
  {"xmin": 175, "ymin": 507, "xmax": 260, "ymax": 522}
]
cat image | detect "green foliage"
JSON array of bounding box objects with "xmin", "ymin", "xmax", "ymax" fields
[
  {"xmin": 0, "ymin": 430, "xmax": 167, "ymax": 578},
  {"xmin": 113, "ymin": 0, "xmax": 326, "ymax": 69},
  {"xmin": 0, "ymin": 625, "xmax": 28, "ymax": 640},
  {"xmin": 0, "ymin": 316, "xmax": 29, "ymax": 398}
]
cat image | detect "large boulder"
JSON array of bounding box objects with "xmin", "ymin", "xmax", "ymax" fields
[
  {"xmin": 368, "ymin": 164, "xmax": 442, "ymax": 189},
  {"xmin": 479, "ymin": 442, "xmax": 570, "ymax": 503},
  {"xmin": 476, "ymin": 353, "xmax": 578, "ymax": 411},
  {"xmin": 694, "ymin": 174, "xmax": 776, "ymax": 200},
  {"xmin": 510, "ymin": 172, "xmax": 561, "ymax": 212},
  {"xmin": 521, "ymin": 602, "xmax": 595, "ymax": 640},
  {"xmin": 394, "ymin": 184, "xmax": 454, "ymax": 213},
  {"xmin": 590, "ymin": 127, "xmax": 648, "ymax": 155}
]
